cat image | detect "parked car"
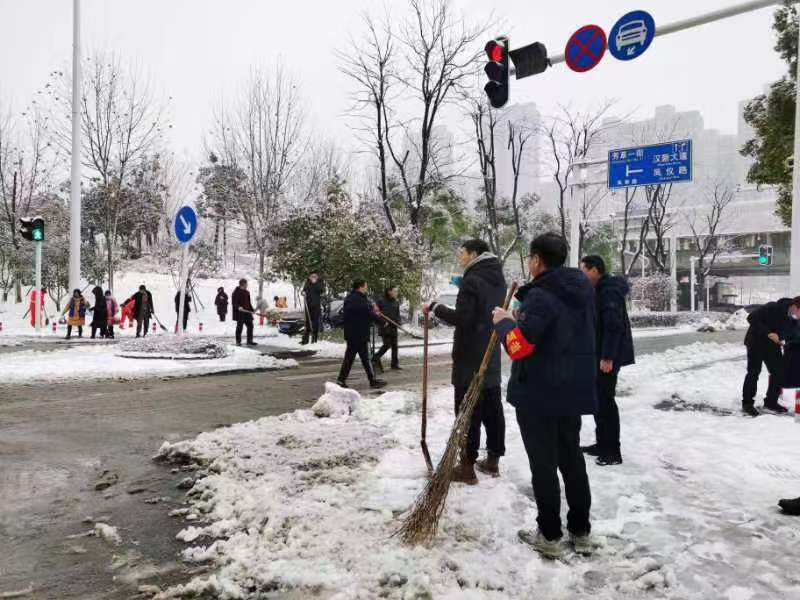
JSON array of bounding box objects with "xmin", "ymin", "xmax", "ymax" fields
[
  {"xmin": 418, "ymin": 292, "xmax": 458, "ymax": 329},
  {"xmin": 325, "ymin": 299, "xmax": 345, "ymax": 328},
  {"xmin": 278, "ymin": 308, "xmax": 306, "ymax": 337}
]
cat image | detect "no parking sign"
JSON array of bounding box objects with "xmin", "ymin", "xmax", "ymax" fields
[{"xmin": 565, "ymin": 24, "xmax": 607, "ymax": 73}]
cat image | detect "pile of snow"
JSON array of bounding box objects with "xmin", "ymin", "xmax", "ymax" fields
[
  {"xmin": 696, "ymin": 309, "xmax": 751, "ymax": 333},
  {"xmin": 154, "ymin": 341, "xmax": 800, "ymax": 599},
  {"xmin": 0, "ymin": 344, "xmax": 297, "ymax": 384},
  {"xmin": 118, "ymin": 336, "xmax": 230, "ymax": 360},
  {"xmin": 311, "ymin": 382, "xmax": 361, "ymax": 417}
]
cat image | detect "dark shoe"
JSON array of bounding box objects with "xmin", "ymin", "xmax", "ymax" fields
[
  {"xmin": 336, "ymin": 379, "xmax": 348, "ymax": 388},
  {"xmin": 475, "ymin": 453, "xmax": 500, "ymax": 478},
  {"xmin": 451, "ymin": 461, "xmax": 478, "ymax": 486},
  {"xmin": 763, "ymin": 402, "xmax": 788, "ymax": 414},
  {"xmin": 742, "ymin": 404, "xmax": 760, "ymax": 417},
  {"xmin": 236, "ymin": 342, "xmax": 242, "ymax": 347},
  {"xmin": 246, "ymin": 341, "xmax": 258, "ymax": 347},
  {"xmin": 390, "ymin": 365, "xmax": 402, "ymax": 371},
  {"xmin": 371, "ymin": 357, "xmax": 384, "ymax": 374},
  {"xmin": 300, "ymin": 339, "xmax": 309, "ymax": 346},
  {"xmin": 778, "ymin": 497, "xmax": 800, "ymax": 515},
  {"xmin": 596, "ymin": 453, "xmax": 623, "ymax": 466},
  {"xmin": 581, "ymin": 443, "xmax": 601, "ymax": 456},
  {"xmin": 370, "ymin": 379, "xmax": 387, "ymax": 390}
]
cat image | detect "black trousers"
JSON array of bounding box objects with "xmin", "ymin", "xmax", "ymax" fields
[
  {"xmin": 374, "ymin": 333, "xmax": 399, "ymax": 367},
  {"xmin": 515, "ymin": 409, "xmax": 591, "ymax": 541},
  {"xmin": 136, "ymin": 318, "xmax": 150, "ymax": 337},
  {"xmin": 66, "ymin": 325, "xmax": 83, "ymax": 338},
  {"xmin": 338, "ymin": 341, "xmax": 376, "ymax": 383},
  {"xmin": 106, "ymin": 325, "xmax": 115, "ymax": 339},
  {"xmin": 303, "ymin": 306, "xmax": 322, "ymax": 343},
  {"xmin": 176, "ymin": 312, "xmax": 189, "ymax": 331},
  {"xmin": 594, "ymin": 372, "xmax": 620, "ymax": 455},
  {"xmin": 743, "ymin": 343, "xmax": 784, "ymax": 406},
  {"xmin": 218, "ymin": 311, "xmax": 227, "ymax": 322},
  {"xmin": 236, "ymin": 314, "xmax": 254, "ymax": 344},
  {"xmin": 454, "ymin": 386, "xmax": 505, "ymax": 463},
  {"xmin": 91, "ymin": 324, "xmax": 107, "ymax": 339}
]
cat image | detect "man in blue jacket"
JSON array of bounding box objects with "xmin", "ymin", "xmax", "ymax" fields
[
  {"xmin": 492, "ymin": 233, "xmax": 596, "ymax": 559},
  {"xmin": 337, "ymin": 279, "xmax": 387, "ymax": 390},
  {"xmin": 742, "ymin": 296, "xmax": 800, "ymax": 416},
  {"xmin": 580, "ymin": 255, "xmax": 634, "ymax": 466}
]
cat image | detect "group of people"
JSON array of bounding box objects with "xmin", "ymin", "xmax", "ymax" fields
[
  {"xmin": 406, "ymin": 234, "xmax": 636, "ymax": 560},
  {"xmin": 61, "ymin": 287, "xmax": 120, "ymax": 339}
]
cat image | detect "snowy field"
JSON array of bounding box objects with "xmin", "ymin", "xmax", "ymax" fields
[{"xmin": 155, "ymin": 342, "xmax": 800, "ymax": 600}]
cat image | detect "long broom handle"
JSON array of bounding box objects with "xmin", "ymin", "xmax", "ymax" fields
[
  {"xmin": 422, "ymin": 311, "xmax": 429, "ymax": 442},
  {"xmin": 378, "ymin": 313, "xmax": 423, "ymax": 340}
]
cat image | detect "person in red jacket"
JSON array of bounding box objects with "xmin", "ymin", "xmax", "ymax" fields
[{"xmin": 28, "ymin": 288, "xmax": 46, "ymax": 327}]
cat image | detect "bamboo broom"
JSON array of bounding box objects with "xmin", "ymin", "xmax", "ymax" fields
[{"xmin": 396, "ymin": 282, "xmax": 518, "ymax": 545}]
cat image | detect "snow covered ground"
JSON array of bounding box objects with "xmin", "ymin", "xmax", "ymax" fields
[
  {"xmin": 155, "ymin": 342, "xmax": 800, "ymax": 600},
  {"xmin": 0, "ymin": 342, "xmax": 296, "ymax": 384}
]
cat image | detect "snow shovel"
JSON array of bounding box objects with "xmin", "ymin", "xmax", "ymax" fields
[{"xmin": 420, "ymin": 311, "xmax": 434, "ymax": 474}]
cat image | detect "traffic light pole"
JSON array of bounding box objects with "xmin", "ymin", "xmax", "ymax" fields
[
  {"xmin": 69, "ymin": 0, "xmax": 82, "ymax": 292},
  {"xmin": 35, "ymin": 240, "xmax": 42, "ymax": 334},
  {"xmin": 176, "ymin": 244, "xmax": 189, "ymax": 337}
]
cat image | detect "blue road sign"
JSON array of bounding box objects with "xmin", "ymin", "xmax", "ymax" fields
[
  {"xmin": 609, "ymin": 10, "xmax": 656, "ymax": 61},
  {"xmin": 565, "ymin": 25, "xmax": 607, "ymax": 73},
  {"xmin": 608, "ymin": 140, "xmax": 692, "ymax": 190},
  {"xmin": 174, "ymin": 205, "xmax": 198, "ymax": 244}
]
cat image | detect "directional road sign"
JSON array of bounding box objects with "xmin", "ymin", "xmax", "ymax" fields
[
  {"xmin": 609, "ymin": 10, "xmax": 656, "ymax": 61},
  {"xmin": 174, "ymin": 205, "xmax": 198, "ymax": 244},
  {"xmin": 608, "ymin": 140, "xmax": 692, "ymax": 190},
  {"xmin": 565, "ymin": 25, "xmax": 607, "ymax": 73}
]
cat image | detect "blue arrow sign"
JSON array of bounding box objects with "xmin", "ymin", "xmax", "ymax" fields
[
  {"xmin": 174, "ymin": 205, "xmax": 198, "ymax": 244},
  {"xmin": 609, "ymin": 10, "xmax": 656, "ymax": 62},
  {"xmin": 608, "ymin": 140, "xmax": 692, "ymax": 190}
]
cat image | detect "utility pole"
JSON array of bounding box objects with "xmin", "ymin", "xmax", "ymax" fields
[
  {"xmin": 35, "ymin": 239, "xmax": 42, "ymax": 334},
  {"xmin": 791, "ymin": 6, "xmax": 800, "ymax": 294},
  {"xmin": 69, "ymin": 0, "xmax": 82, "ymax": 291},
  {"xmin": 690, "ymin": 256, "xmax": 697, "ymax": 313}
]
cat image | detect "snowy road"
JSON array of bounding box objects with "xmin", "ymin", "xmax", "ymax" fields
[{"xmin": 0, "ymin": 329, "xmax": 751, "ymax": 599}]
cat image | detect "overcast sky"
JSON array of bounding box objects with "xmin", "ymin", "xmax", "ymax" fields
[{"xmin": 0, "ymin": 0, "xmax": 787, "ymax": 162}]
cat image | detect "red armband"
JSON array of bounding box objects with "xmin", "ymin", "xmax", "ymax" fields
[{"xmin": 504, "ymin": 327, "xmax": 535, "ymax": 361}]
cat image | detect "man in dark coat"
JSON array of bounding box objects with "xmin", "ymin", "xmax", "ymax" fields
[
  {"xmin": 580, "ymin": 255, "xmax": 634, "ymax": 466},
  {"xmin": 132, "ymin": 284, "xmax": 154, "ymax": 338},
  {"xmin": 372, "ymin": 286, "xmax": 402, "ymax": 372},
  {"xmin": 424, "ymin": 239, "xmax": 507, "ymax": 484},
  {"xmin": 215, "ymin": 287, "xmax": 228, "ymax": 322},
  {"xmin": 302, "ymin": 272, "xmax": 325, "ymax": 345},
  {"xmin": 742, "ymin": 296, "xmax": 800, "ymax": 416},
  {"xmin": 174, "ymin": 288, "xmax": 192, "ymax": 332},
  {"xmin": 90, "ymin": 285, "xmax": 108, "ymax": 339},
  {"xmin": 232, "ymin": 278, "xmax": 256, "ymax": 346},
  {"xmin": 492, "ymin": 233, "xmax": 596, "ymax": 560},
  {"xmin": 337, "ymin": 279, "xmax": 386, "ymax": 389}
]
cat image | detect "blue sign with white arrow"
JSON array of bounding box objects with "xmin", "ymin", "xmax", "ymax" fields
[
  {"xmin": 608, "ymin": 140, "xmax": 692, "ymax": 190},
  {"xmin": 609, "ymin": 10, "xmax": 656, "ymax": 61},
  {"xmin": 174, "ymin": 205, "xmax": 198, "ymax": 244}
]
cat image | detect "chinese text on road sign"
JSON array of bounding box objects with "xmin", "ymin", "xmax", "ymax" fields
[{"xmin": 608, "ymin": 140, "xmax": 692, "ymax": 190}]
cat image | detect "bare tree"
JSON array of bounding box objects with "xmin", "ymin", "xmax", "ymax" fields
[
  {"xmin": 209, "ymin": 64, "xmax": 309, "ymax": 297},
  {"xmin": 616, "ymin": 187, "xmax": 646, "ymax": 277},
  {"xmin": 505, "ymin": 119, "xmax": 535, "ymax": 269},
  {"xmin": 641, "ymin": 183, "xmax": 676, "ymax": 274},
  {"xmin": 685, "ymin": 180, "xmax": 736, "ymax": 307},
  {"xmin": 0, "ymin": 103, "xmax": 59, "ymax": 301},
  {"xmin": 577, "ymin": 183, "xmax": 609, "ymax": 259},
  {"xmin": 468, "ymin": 97, "xmax": 499, "ymax": 253},
  {"xmin": 541, "ymin": 102, "xmax": 617, "ymax": 240},
  {"xmin": 338, "ymin": 11, "xmax": 396, "ymax": 231},
  {"xmin": 48, "ymin": 53, "xmax": 167, "ymax": 291}
]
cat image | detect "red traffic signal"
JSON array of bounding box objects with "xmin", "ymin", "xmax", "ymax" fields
[{"xmin": 484, "ymin": 37, "xmax": 509, "ymax": 109}]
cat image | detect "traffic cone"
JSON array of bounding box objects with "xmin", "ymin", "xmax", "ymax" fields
[
  {"xmin": 52, "ymin": 321, "xmax": 57, "ymax": 334},
  {"xmin": 0, "ymin": 322, "xmax": 3, "ymax": 333},
  {"xmin": 199, "ymin": 322, "xmax": 204, "ymax": 333},
  {"xmin": 152, "ymin": 322, "xmax": 157, "ymax": 334},
  {"xmin": 794, "ymin": 390, "xmax": 800, "ymax": 421}
]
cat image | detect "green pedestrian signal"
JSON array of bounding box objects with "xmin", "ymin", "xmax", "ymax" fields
[{"xmin": 758, "ymin": 244, "xmax": 772, "ymax": 266}]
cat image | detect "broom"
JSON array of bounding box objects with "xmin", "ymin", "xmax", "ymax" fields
[{"xmin": 396, "ymin": 282, "xmax": 518, "ymax": 546}]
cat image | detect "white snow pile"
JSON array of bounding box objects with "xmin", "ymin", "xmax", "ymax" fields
[
  {"xmin": 696, "ymin": 309, "xmax": 750, "ymax": 333},
  {"xmin": 311, "ymin": 382, "xmax": 361, "ymax": 418},
  {"xmin": 118, "ymin": 336, "xmax": 230, "ymax": 360},
  {"xmin": 154, "ymin": 342, "xmax": 800, "ymax": 600},
  {"xmin": 0, "ymin": 344, "xmax": 297, "ymax": 384}
]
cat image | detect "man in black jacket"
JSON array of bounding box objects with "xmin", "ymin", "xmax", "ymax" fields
[
  {"xmin": 741, "ymin": 296, "xmax": 800, "ymax": 416},
  {"xmin": 132, "ymin": 284, "xmax": 154, "ymax": 338},
  {"xmin": 232, "ymin": 279, "xmax": 256, "ymax": 346},
  {"xmin": 215, "ymin": 287, "xmax": 228, "ymax": 322},
  {"xmin": 174, "ymin": 287, "xmax": 192, "ymax": 332},
  {"xmin": 337, "ymin": 280, "xmax": 387, "ymax": 389},
  {"xmin": 580, "ymin": 255, "xmax": 634, "ymax": 466},
  {"xmin": 424, "ymin": 239, "xmax": 507, "ymax": 484},
  {"xmin": 492, "ymin": 233, "xmax": 596, "ymax": 559},
  {"xmin": 302, "ymin": 272, "xmax": 325, "ymax": 345},
  {"xmin": 373, "ymin": 285, "xmax": 402, "ymax": 372}
]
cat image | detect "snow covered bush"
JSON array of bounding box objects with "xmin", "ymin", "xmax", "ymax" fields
[
  {"xmin": 311, "ymin": 382, "xmax": 361, "ymax": 418},
  {"xmin": 629, "ymin": 274, "xmax": 674, "ymax": 312}
]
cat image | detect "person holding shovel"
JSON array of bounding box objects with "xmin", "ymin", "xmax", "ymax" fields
[
  {"xmin": 232, "ymin": 278, "xmax": 256, "ymax": 347},
  {"xmin": 301, "ymin": 272, "xmax": 324, "ymax": 345},
  {"xmin": 372, "ymin": 285, "xmax": 402, "ymax": 372},
  {"xmin": 423, "ymin": 238, "xmax": 507, "ymax": 485}
]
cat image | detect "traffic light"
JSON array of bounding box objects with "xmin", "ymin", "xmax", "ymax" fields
[
  {"xmin": 484, "ymin": 37, "xmax": 510, "ymax": 109},
  {"xmin": 509, "ymin": 42, "xmax": 549, "ymax": 78},
  {"xmin": 758, "ymin": 244, "xmax": 773, "ymax": 266},
  {"xmin": 19, "ymin": 216, "xmax": 44, "ymax": 242}
]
